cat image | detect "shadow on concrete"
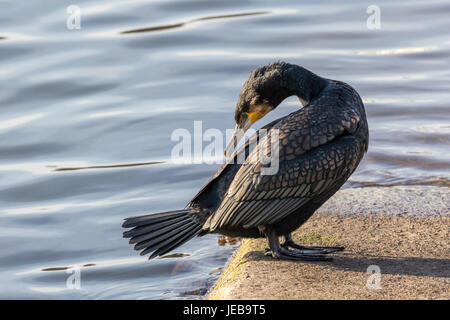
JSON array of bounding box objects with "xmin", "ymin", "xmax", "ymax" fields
[{"xmin": 242, "ymin": 250, "xmax": 450, "ymax": 278}]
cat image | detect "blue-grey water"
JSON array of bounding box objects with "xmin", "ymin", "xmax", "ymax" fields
[{"xmin": 0, "ymin": 0, "xmax": 449, "ymax": 299}]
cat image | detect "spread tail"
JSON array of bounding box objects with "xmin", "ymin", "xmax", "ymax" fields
[{"xmin": 122, "ymin": 209, "xmax": 203, "ymax": 259}]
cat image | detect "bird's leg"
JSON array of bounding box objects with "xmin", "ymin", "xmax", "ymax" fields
[
  {"xmin": 264, "ymin": 230, "xmax": 332, "ymax": 261},
  {"xmin": 281, "ymin": 233, "xmax": 345, "ymax": 253}
]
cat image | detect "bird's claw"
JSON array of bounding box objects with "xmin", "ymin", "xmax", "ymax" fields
[
  {"xmin": 282, "ymin": 240, "xmax": 345, "ymax": 254},
  {"xmin": 265, "ymin": 247, "xmax": 333, "ymax": 261}
]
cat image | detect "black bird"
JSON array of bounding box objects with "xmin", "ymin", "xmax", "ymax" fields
[{"xmin": 122, "ymin": 62, "xmax": 369, "ymax": 261}]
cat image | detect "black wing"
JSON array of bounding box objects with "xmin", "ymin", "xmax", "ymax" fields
[{"xmin": 203, "ymin": 91, "xmax": 364, "ymax": 231}]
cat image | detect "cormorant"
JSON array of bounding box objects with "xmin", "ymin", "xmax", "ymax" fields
[{"xmin": 122, "ymin": 62, "xmax": 369, "ymax": 261}]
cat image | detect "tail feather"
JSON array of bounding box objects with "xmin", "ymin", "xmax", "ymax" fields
[
  {"xmin": 122, "ymin": 209, "xmax": 202, "ymax": 259},
  {"xmin": 134, "ymin": 221, "xmax": 195, "ymax": 251},
  {"xmin": 148, "ymin": 225, "xmax": 202, "ymax": 259},
  {"xmin": 122, "ymin": 209, "xmax": 188, "ymax": 228},
  {"xmin": 141, "ymin": 224, "xmax": 200, "ymax": 256},
  {"xmin": 123, "ymin": 215, "xmax": 187, "ymax": 239},
  {"xmin": 129, "ymin": 217, "xmax": 191, "ymax": 245}
]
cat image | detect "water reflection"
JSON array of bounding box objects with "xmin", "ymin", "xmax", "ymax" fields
[
  {"xmin": 218, "ymin": 236, "xmax": 241, "ymax": 246},
  {"xmin": 356, "ymin": 46, "xmax": 437, "ymax": 55},
  {"xmin": 54, "ymin": 161, "xmax": 164, "ymax": 172},
  {"xmin": 120, "ymin": 11, "xmax": 269, "ymax": 34}
]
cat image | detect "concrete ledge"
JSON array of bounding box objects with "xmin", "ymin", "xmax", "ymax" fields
[
  {"xmin": 316, "ymin": 185, "xmax": 449, "ymax": 218},
  {"xmin": 206, "ymin": 186, "xmax": 449, "ymax": 300}
]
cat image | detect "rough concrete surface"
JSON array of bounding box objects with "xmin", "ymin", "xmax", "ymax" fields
[{"xmin": 207, "ymin": 186, "xmax": 449, "ymax": 300}]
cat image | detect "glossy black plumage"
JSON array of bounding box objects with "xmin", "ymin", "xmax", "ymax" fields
[{"xmin": 123, "ymin": 62, "xmax": 369, "ymax": 261}]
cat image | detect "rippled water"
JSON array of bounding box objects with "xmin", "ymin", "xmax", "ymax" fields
[{"xmin": 0, "ymin": 0, "xmax": 448, "ymax": 299}]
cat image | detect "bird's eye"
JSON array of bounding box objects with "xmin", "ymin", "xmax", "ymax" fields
[{"xmin": 241, "ymin": 112, "xmax": 248, "ymax": 119}]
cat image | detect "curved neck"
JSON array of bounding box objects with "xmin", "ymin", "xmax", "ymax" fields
[{"xmin": 282, "ymin": 64, "xmax": 328, "ymax": 106}]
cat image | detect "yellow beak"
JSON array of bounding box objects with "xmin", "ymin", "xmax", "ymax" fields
[
  {"xmin": 246, "ymin": 111, "xmax": 264, "ymax": 124},
  {"xmin": 224, "ymin": 112, "xmax": 264, "ymax": 159}
]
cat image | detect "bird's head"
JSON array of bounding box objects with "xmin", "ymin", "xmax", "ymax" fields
[{"xmin": 225, "ymin": 62, "xmax": 293, "ymax": 157}]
